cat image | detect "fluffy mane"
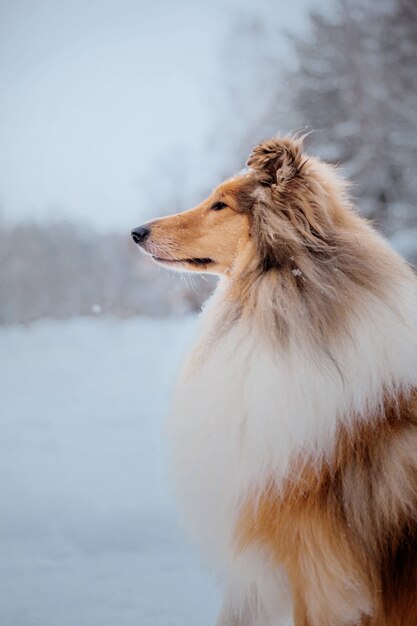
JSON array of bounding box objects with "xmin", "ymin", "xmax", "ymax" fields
[
  {"xmin": 221, "ymin": 135, "xmax": 413, "ymax": 349},
  {"xmin": 135, "ymin": 135, "xmax": 417, "ymax": 626}
]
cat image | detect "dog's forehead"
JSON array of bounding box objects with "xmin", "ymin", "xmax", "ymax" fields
[{"xmin": 216, "ymin": 174, "xmax": 254, "ymax": 198}]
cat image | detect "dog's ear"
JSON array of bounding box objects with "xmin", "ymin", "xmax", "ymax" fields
[
  {"xmin": 247, "ymin": 136, "xmax": 305, "ymax": 186},
  {"xmin": 248, "ymin": 135, "xmax": 336, "ymax": 265}
]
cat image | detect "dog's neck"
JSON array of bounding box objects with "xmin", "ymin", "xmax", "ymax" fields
[{"xmin": 216, "ymin": 222, "xmax": 412, "ymax": 354}]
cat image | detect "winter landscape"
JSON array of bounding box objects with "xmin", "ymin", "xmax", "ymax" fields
[
  {"xmin": 0, "ymin": 316, "xmax": 220, "ymax": 626},
  {"xmin": 1, "ymin": 0, "xmax": 416, "ymax": 624}
]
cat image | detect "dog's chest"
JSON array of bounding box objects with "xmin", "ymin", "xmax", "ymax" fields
[
  {"xmin": 166, "ymin": 284, "xmax": 417, "ymax": 560},
  {"xmin": 166, "ymin": 323, "xmax": 339, "ymax": 559}
]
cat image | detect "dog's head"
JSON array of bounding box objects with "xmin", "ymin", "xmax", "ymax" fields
[{"xmin": 132, "ymin": 136, "xmax": 347, "ymax": 275}]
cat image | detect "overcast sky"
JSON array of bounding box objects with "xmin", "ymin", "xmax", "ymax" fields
[{"xmin": 0, "ymin": 0, "xmax": 321, "ymax": 231}]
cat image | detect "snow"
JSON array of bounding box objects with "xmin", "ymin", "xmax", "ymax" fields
[
  {"xmin": 0, "ymin": 316, "xmax": 220, "ymax": 626},
  {"xmin": 390, "ymin": 227, "xmax": 417, "ymax": 261}
]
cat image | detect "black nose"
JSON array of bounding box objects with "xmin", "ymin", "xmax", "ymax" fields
[{"xmin": 131, "ymin": 225, "xmax": 150, "ymax": 244}]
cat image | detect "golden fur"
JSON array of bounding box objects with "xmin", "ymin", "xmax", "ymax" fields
[
  {"xmin": 237, "ymin": 391, "xmax": 417, "ymax": 625},
  {"xmin": 133, "ymin": 135, "xmax": 417, "ymax": 625},
  {"xmin": 137, "ymin": 136, "xmax": 404, "ymax": 346}
]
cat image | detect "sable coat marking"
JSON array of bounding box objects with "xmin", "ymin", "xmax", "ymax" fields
[{"xmin": 132, "ymin": 136, "xmax": 417, "ymax": 626}]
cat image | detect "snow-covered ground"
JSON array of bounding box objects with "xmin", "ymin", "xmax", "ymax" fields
[{"xmin": 0, "ymin": 316, "xmax": 220, "ymax": 626}]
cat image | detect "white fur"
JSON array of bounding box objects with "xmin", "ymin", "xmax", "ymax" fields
[{"xmin": 167, "ymin": 260, "xmax": 417, "ymax": 623}]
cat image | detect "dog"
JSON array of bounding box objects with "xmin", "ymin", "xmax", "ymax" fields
[{"xmin": 132, "ymin": 135, "xmax": 417, "ymax": 626}]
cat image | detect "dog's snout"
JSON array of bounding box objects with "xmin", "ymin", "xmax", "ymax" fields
[{"xmin": 131, "ymin": 225, "xmax": 150, "ymax": 245}]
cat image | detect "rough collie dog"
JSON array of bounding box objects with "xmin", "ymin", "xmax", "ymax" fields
[{"xmin": 131, "ymin": 136, "xmax": 417, "ymax": 626}]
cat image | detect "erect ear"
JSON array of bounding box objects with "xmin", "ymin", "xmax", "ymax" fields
[{"xmin": 247, "ymin": 136, "xmax": 305, "ymax": 186}]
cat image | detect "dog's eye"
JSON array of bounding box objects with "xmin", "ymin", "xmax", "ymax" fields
[{"xmin": 211, "ymin": 201, "xmax": 227, "ymax": 211}]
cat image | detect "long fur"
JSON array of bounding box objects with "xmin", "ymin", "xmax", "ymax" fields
[{"xmin": 137, "ymin": 135, "xmax": 417, "ymax": 625}]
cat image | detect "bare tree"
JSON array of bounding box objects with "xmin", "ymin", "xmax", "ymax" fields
[
  {"xmin": 210, "ymin": 0, "xmax": 417, "ymax": 248},
  {"xmin": 291, "ymin": 0, "xmax": 417, "ymax": 235}
]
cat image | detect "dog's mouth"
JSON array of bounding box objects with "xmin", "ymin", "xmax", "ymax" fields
[{"xmin": 152, "ymin": 256, "xmax": 214, "ymax": 267}]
